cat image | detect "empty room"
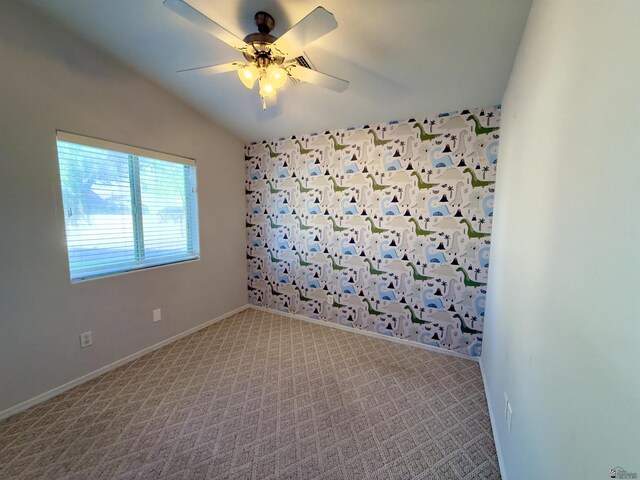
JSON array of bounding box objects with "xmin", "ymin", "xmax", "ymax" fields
[{"xmin": 0, "ymin": 0, "xmax": 638, "ymax": 479}]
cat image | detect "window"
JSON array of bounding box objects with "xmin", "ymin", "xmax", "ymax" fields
[{"xmin": 56, "ymin": 132, "xmax": 199, "ymax": 281}]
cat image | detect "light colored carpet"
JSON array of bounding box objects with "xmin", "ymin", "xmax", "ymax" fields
[{"xmin": 0, "ymin": 308, "xmax": 500, "ymax": 479}]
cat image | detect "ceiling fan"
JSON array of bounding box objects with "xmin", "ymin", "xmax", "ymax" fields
[{"xmin": 163, "ymin": 0, "xmax": 349, "ymax": 109}]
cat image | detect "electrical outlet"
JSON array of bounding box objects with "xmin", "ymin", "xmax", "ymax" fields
[
  {"xmin": 326, "ymin": 295, "xmax": 334, "ymax": 305},
  {"xmin": 79, "ymin": 331, "xmax": 92, "ymax": 348},
  {"xmin": 507, "ymin": 403, "xmax": 513, "ymax": 433},
  {"xmin": 153, "ymin": 308, "xmax": 161, "ymax": 322}
]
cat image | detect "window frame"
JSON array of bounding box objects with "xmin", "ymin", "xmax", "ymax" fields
[{"xmin": 56, "ymin": 131, "xmax": 200, "ymax": 283}]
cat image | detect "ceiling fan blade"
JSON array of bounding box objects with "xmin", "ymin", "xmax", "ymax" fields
[
  {"xmin": 287, "ymin": 64, "xmax": 349, "ymax": 93},
  {"xmin": 177, "ymin": 62, "xmax": 244, "ymax": 75},
  {"xmin": 163, "ymin": 0, "xmax": 249, "ymax": 52},
  {"xmin": 271, "ymin": 7, "xmax": 338, "ymax": 57}
]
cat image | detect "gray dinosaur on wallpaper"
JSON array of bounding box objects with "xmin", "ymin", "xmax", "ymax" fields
[{"xmin": 245, "ymin": 106, "xmax": 500, "ymax": 357}]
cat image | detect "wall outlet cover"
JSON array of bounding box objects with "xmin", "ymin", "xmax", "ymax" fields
[
  {"xmin": 79, "ymin": 331, "xmax": 92, "ymax": 348},
  {"xmin": 153, "ymin": 308, "xmax": 161, "ymax": 322}
]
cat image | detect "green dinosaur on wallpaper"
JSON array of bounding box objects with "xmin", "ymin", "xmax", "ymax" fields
[
  {"xmin": 365, "ymin": 217, "xmax": 389, "ymax": 234},
  {"xmin": 404, "ymin": 305, "xmax": 431, "ymax": 325},
  {"xmin": 410, "ymin": 171, "xmax": 438, "ymax": 190},
  {"xmin": 456, "ymin": 267, "xmax": 487, "ymax": 287},
  {"xmin": 266, "ymin": 180, "xmax": 282, "ymax": 194},
  {"xmin": 329, "ymin": 135, "xmax": 349, "ymax": 151},
  {"xmin": 413, "ymin": 123, "xmax": 442, "ymax": 142},
  {"xmin": 463, "ymin": 168, "xmax": 495, "ymax": 188},
  {"xmin": 364, "ymin": 258, "xmax": 386, "ymax": 276},
  {"xmin": 453, "ymin": 313, "xmax": 482, "ymax": 335},
  {"xmin": 265, "ymin": 215, "xmax": 282, "ymax": 229},
  {"xmin": 328, "ymin": 176, "xmax": 350, "ymax": 192},
  {"xmin": 295, "ymin": 287, "xmax": 312, "ymax": 302},
  {"xmin": 466, "ymin": 114, "xmax": 500, "ymax": 136},
  {"xmin": 246, "ymin": 220, "xmax": 258, "ymax": 228},
  {"xmin": 409, "ymin": 217, "xmax": 436, "ymax": 237},
  {"xmin": 368, "ymin": 129, "xmax": 392, "ymax": 146},
  {"xmin": 295, "ymin": 252, "xmax": 313, "ymax": 267},
  {"xmin": 329, "ymin": 216, "xmax": 349, "ymax": 232},
  {"xmin": 332, "ymin": 299, "xmax": 346, "ymax": 308},
  {"xmin": 407, "ymin": 262, "xmax": 433, "ymax": 281},
  {"xmin": 366, "ymin": 174, "xmax": 390, "ymax": 191},
  {"xmin": 328, "ymin": 255, "xmax": 347, "ymax": 271},
  {"xmin": 459, "ymin": 219, "xmax": 490, "ymax": 239},
  {"xmin": 295, "ymin": 139, "xmax": 313, "ymax": 155},
  {"xmin": 266, "ymin": 144, "xmax": 281, "ymax": 158},
  {"xmin": 270, "ymin": 283, "xmax": 283, "ymax": 296},
  {"xmin": 267, "ymin": 249, "xmax": 283, "ymax": 264},
  {"xmin": 364, "ymin": 298, "xmax": 384, "ymax": 315},
  {"xmin": 296, "ymin": 215, "xmax": 313, "ymax": 231},
  {"xmin": 295, "ymin": 178, "xmax": 313, "ymax": 193}
]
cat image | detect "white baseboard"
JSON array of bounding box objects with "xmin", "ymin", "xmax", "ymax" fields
[
  {"xmin": 0, "ymin": 305, "xmax": 249, "ymax": 421},
  {"xmin": 479, "ymin": 356, "xmax": 507, "ymax": 480},
  {"xmin": 248, "ymin": 305, "xmax": 478, "ymax": 363}
]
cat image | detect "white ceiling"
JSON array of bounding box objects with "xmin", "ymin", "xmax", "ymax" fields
[{"xmin": 26, "ymin": 0, "xmax": 531, "ymax": 142}]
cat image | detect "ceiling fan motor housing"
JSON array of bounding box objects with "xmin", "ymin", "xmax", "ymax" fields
[
  {"xmin": 242, "ymin": 11, "xmax": 284, "ymax": 66},
  {"xmin": 254, "ymin": 11, "xmax": 275, "ymax": 34}
]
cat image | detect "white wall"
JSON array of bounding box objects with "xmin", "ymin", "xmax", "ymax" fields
[
  {"xmin": 482, "ymin": 1, "xmax": 640, "ymax": 478},
  {"xmin": 0, "ymin": 1, "xmax": 247, "ymax": 413}
]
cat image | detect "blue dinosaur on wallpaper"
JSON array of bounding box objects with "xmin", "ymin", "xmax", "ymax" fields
[
  {"xmin": 383, "ymin": 149, "xmax": 403, "ymax": 171},
  {"xmin": 341, "ymin": 197, "xmax": 358, "ymax": 215},
  {"xmin": 340, "ymin": 237, "xmax": 357, "ymax": 255},
  {"xmin": 341, "ymin": 154, "xmax": 359, "ymax": 174},
  {"xmin": 381, "ymin": 197, "xmax": 401, "ymax": 215},
  {"xmin": 377, "ymin": 281, "xmax": 397, "ymax": 301},
  {"xmin": 379, "ymin": 240, "xmax": 399, "ymax": 259},
  {"xmin": 478, "ymin": 246, "xmax": 491, "ymax": 268},
  {"xmin": 487, "ymin": 140, "xmax": 499, "ymax": 165},
  {"xmin": 430, "ymin": 146, "xmax": 453, "ymax": 168},
  {"xmin": 428, "ymin": 197, "xmax": 450, "ymax": 217},
  {"xmin": 483, "ymin": 195, "xmax": 495, "ymax": 218},
  {"xmin": 422, "ymin": 288, "xmax": 445, "ymax": 309},
  {"xmin": 426, "ymin": 243, "xmax": 447, "ymax": 263}
]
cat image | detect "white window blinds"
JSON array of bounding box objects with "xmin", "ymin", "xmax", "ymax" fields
[{"xmin": 56, "ymin": 132, "xmax": 199, "ymax": 281}]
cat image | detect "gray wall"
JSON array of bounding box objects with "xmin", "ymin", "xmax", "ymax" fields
[
  {"xmin": 482, "ymin": 1, "xmax": 640, "ymax": 478},
  {"xmin": 0, "ymin": 1, "xmax": 247, "ymax": 413}
]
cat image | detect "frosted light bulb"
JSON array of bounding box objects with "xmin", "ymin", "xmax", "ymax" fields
[
  {"xmin": 259, "ymin": 77, "xmax": 277, "ymax": 97},
  {"xmin": 237, "ymin": 64, "xmax": 258, "ymax": 89},
  {"xmin": 266, "ymin": 65, "xmax": 287, "ymax": 89}
]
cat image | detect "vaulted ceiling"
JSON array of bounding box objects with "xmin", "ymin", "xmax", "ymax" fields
[{"xmin": 26, "ymin": 0, "xmax": 531, "ymax": 142}]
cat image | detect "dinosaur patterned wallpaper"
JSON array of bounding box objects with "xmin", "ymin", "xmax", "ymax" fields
[{"xmin": 245, "ymin": 106, "xmax": 500, "ymax": 357}]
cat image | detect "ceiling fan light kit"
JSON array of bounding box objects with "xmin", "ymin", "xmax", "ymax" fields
[
  {"xmin": 164, "ymin": 0, "xmax": 349, "ymax": 109},
  {"xmin": 267, "ymin": 65, "xmax": 288, "ymax": 89},
  {"xmin": 237, "ymin": 63, "xmax": 259, "ymax": 89}
]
